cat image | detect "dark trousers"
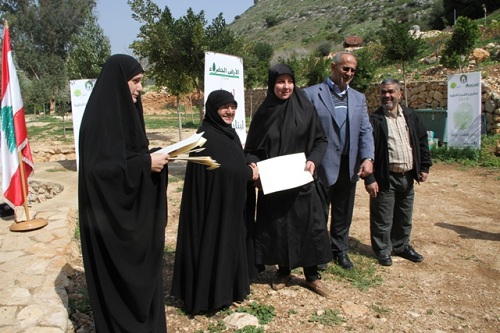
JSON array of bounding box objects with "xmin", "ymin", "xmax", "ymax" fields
[
  {"xmin": 328, "ymin": 155, "xmax": 357, "ymax": 256},
  {"xmin": 369, "ymin": 172, "xmax": 415, "ymax": 255},
  {"xmin": 277, "ymin": 266, "xmax": 320, "ymax": 282}
]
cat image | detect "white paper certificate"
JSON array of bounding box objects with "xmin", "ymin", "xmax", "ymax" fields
[
  {"xmin": 257, "ymin": 152, "xmax": 314, "ymax": 195},
  {"xmin": 157, "ymin": 132, "xmax": 206, "ymax": 156}
]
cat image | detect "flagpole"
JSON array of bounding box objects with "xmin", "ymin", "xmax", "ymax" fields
[
  {"xmin": 9, "ymin": 151, "xmax": 48, "ymax": 232},
  {"xmin": 17, "ymin": 150, "xmax": 30, "ymax": 221},
  {"xmin": 2, "ymin": 21, "xmax": 47, "ymax": 232}
]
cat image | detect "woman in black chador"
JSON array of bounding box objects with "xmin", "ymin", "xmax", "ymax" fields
[
  {"xmin": 78, "ymin": 54, "xmax": 170, "ymax": 332},
  {"xmin": 245, "ymin": 63, "xmax": 332, "ymax": 297},
  {"xmin": 171, "ymin": 90, "xmax": 258, "ymax": 315}
]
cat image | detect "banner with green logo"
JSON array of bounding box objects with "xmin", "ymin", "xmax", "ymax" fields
[
  {"xmin": 447, "ymin": 72, "xmax": 481, "ymax": 148},
  {"xmin": 204, "ymin": 51, "xmax": 246, "ymax": 144}
]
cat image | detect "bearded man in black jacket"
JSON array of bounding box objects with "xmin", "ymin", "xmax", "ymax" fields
[{"xmin": 364, "ymin": 78, "xmax": 432, "ymax": 267}]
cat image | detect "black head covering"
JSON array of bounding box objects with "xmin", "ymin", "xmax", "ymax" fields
[
  {"xmin": 83, "ymin": 54, "xmax": 146, "ymax": 155},
  {"xmin": 245, "ymin": 63, "xmax": 321, "ymax": 160},
  {"xmin": 203, "ymin": 89, "xmax": 238, "ymax": 140},
  {"xmin": 171, "ymin": 89, "xmax": 252, "ymax": 314},
  {"xmin": 244, "ymin": 64, "xmax": 330, "ymax": 276},
  {"xmin": 78, "ymin": 54, "xmax": 167, "ymax": 331}
]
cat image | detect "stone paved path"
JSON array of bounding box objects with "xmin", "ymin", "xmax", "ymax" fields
[{"xmin": 0, "ymin": 161, "xmax": 78, "ymax": 332}]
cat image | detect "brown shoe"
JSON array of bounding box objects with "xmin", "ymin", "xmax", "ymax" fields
[
  {"xmin": 271, "ymin": 275, "xmax": 292, "ymax": 291},
  {"xmin": 305, "ymin": 279, "xmax": 330, "ymax": 297}
]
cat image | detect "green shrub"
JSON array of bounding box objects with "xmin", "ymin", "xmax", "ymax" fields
[
  {"xmin": 441, "ymin": 16, "xmax": 480, "ymax": 69},
  {"xmin": 431, "ymin": 134, "xmax": 500, "ymax": 168}
]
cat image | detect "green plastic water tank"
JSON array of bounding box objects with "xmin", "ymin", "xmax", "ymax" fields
[{"xmin": 415, "ymin": 109, "xmax": 447, "ymax": 143}]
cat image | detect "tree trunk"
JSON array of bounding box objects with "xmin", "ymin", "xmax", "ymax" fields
[
  {"xmin": 49, "ymin": 95, "xmax": 56, "ymax": 115},
  {"xmin": 190, "ymin": 95, "xmax": 194, "ymax": 123},
  {"xmin": 402, "ymin": 61, "xmax": 408, "ymax": 107},
  {"xmin": 62, "ymin": 113, "xmax": 66, "ymax": 139},
  {"xmin": 250, "ymin": 89, "xmax": 254, "ymax": 120},
  {"xmin": 176, "ymin": 96, "xmax": 183, "ymax": 141},
  {"xmin": 196, "ymin": 87, "xmax": 204, "ymax": 123}
]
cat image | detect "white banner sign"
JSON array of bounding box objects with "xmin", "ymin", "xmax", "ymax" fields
[
  {"xmin": 70, "ymin": 79, "xmax": 96, "ymax": 167},
  {"xmin": 204, "ymin": 51, "xmax": 246, "ymax": 144},
  {"xmin": 447, "ymin": 72, "xmax": 482, "ymax": 148}
]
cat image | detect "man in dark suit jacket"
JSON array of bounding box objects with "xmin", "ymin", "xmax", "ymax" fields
[
  {"xmin": 303, "ymin": 52, "xmax": 375, "ymax": 270},
  {"xmin": 364, "ymin": 78, "xmax": 431, "ymax": 266}
]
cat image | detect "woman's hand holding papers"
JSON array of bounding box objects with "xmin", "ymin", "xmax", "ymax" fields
[
  {"xmin": 151, "ymin": 152, "xmax": 169, "ymax": 172},
  {"xmin": 249, "ymin": 162, "xmax": 259, "ymax": 181},
  {"xmin": 305, "ymin": 160, "xmax": 316, "ymax": 175}
]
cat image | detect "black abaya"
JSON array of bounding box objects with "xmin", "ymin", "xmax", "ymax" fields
[
  {"xmin": 245, "ymin": 64, "xmax": 332, "ymax": 270},
  {"xmin": 171, "ymin": 90, "xmax": 253, "ymax": 315},
  {"xmin": 78, "ymin": 55, "xmax": 168, "ymax": 332}
]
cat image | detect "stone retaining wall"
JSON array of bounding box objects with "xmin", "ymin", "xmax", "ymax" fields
[
  {"xmin": 31, "ymin": 147, "xmax": 76, "ymax": 163},
  {"xmin": 245, "ymin": 81, "xmax": 500, "ymax": 135}
]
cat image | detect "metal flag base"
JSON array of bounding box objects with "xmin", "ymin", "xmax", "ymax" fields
[{"xmin": 10, "ymin": 218, "xmax": 48, "ymax": 232}]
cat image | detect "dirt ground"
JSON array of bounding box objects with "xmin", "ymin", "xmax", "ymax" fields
[
  {"xmin": 160, "ymin": 155, "xmax": 500, "ymax": 333},
  {"xmin": 141, "ymin": 124, "xmax": 500, "ymax": 332},
  {"xmin": 58, "ymin": 96, "xmax": 500, "ymax": 332}
]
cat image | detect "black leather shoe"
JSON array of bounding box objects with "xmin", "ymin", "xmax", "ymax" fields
[
  {"xmin": 334, "ymin": 254, "xmax": 354, "ymax": 270},
  {"xmin": 377, "ymin": 255, "xmax": 392, "ymax": 266},
  {"xmin": 395, "ymin": 245, "xmax": 423, "ymax": 262}
]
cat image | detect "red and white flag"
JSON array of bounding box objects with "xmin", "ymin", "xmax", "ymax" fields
[{"xmin": 1, "ymin": 23, "xmax": 34, "ymax": 207}]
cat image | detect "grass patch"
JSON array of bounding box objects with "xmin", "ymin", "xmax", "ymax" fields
[
  {"xmin": 236, "ymin": 301, "xmax": 275, "ymax": 325},
  {"xmin": 73, "ymin": 224, "xmax": 80, "ymax": 241},
  {"xmin": 164, "ymin": 245, "xmax": 176, "ymax": 254},
  {"xmin": 235, "ymin": 326, "xmax": 264, "ymax": 333},
  {"xmin": 144, "ymin": 115, "xmax": 200, "ymax": 130},
  {"xmin": 168, "ymin": 175, "xmax": 182, "ymax": 183},
  {"xmin": 309, "ymin": 309, "xmax": 346, "ymax": 326},
  {"xmin": 207, "ymin": 320, "xmax": 227, "ymax": 333},
  {"xmin": 68, "ymin": 286, "xmax": 92, "ymax": 316},
  {"xmin": 323, "ymin": 254, "xmax": 383, "ymax": 291},
  {"xmin": 26, "ymin": 115, "xmax": 75, "ymax": 144},
  {"xmin": 369, "ymin": 302, "xmax": 391, "ymax": 315}
]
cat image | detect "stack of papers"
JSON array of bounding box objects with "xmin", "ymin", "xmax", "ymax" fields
[{"xmin": 158, "ymin": 132, "xmax": 220, "ymax": 170}]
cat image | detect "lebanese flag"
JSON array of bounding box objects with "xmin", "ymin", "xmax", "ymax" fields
[{"xmin": 1, "ymin": 23, "xmax": 34, "ymax": 207}]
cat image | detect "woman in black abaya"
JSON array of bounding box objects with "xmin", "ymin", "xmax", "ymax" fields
[
  {"xmin": 78, "ymin": 54, "xmax": 170, "ymax": 332},
  {"xmin": 245, "ymin": 63, "xmax": 332, "ymax": 297},
  {"xmin": 171, "ymin": 90, "xmax": 258, "ymax": 315}
]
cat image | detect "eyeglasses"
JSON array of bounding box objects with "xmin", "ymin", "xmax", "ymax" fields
[{"xmin": 341, "ymin": 66, "xmax": 356, "ymax": 73}]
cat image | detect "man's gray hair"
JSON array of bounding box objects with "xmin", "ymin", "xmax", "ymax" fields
[
  {"xmin": 380, "ymin": 78, "xmax": 401, "ymax": 91},
  {"xmin": 332, "ymin": 51, "xmax": 355, "ymax": 64}
]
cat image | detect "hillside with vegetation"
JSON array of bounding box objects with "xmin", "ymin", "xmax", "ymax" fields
[
  {"xmin": 230, "ymin": 0, "xmax": 444, "ymax": 59},
  {"xmin": 225, "ymin": 0, "xmax": 500, "ymax": 93},
  {"xmin": 228, "ymin": 0, "xmax": 500, "ymax": 77}
]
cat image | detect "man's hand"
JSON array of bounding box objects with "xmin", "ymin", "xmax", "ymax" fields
[
  {"xmin": 419, "ymin": 172, "xmax": 429, "ymax": 182},
  {"xmin": 365, "ymin": 182, "xmax": 379, "ymax": 198},
  {"xmin": 358, "ymin": 159, "xmax": 374, "ymax": 178}
]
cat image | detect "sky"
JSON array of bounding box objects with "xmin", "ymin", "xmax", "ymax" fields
[{"xmin": 95, "ymin": 0, "xmax": 254, "ymax": 55}]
